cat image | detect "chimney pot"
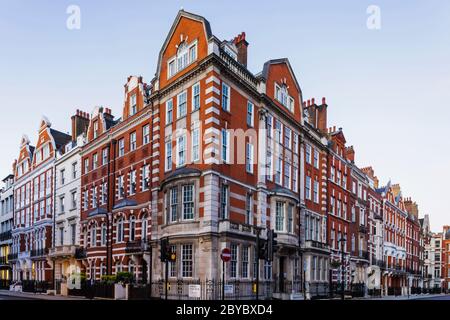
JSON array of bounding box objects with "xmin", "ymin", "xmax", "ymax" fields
[
  {"xmin": 311, "ymin": 98, "xmax": 315, "ymax": 105},
  {"xmin": 322, "ymin": 97, "xmax": 326, "ymax": 105},
  {"xmin": 307, "ymin": 100, "xmax": 310, "ymax": 107}
]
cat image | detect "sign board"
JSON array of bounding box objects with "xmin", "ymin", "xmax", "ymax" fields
[
  {"xmin": 188, "ymin": 284, "xmax": 201, "ymax": 298},
  {"xmin": 221, "ymin": 248, "xmax": 231, "ymax": 262},
  {"xmin": 224, "ymin": 284, "xmax": 234, "ymax": 295}
]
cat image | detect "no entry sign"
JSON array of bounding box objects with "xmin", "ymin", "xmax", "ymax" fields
[{"xmin": 221, "ymin": 248, "xmax": 231, "ymax": 262}]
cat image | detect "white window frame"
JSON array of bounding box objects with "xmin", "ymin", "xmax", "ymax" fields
[
  {"xmin": 222, "ymin": 82, "xmax": 230, "ymax": 112},
  {"xmin": 177, "ymin": 134, "xmax": 186, "ymax": 167},
  {"xmin": 191, "ymin": 128, "xmax": 200, "ymax": 162},
  {"xmin": 246, "ymin": 101, "xmax": 254, "ymax": 127},
  {"xmin": 166, "ymin": 99, "xmax": 173, "ymax": 125},
  {"xmin": 177, "ymin": 91, "xmax": 187, "ymax": 119},
  {"xmin": 246, "ymin": 142, "xmax": 254, "ymax": 174},
  {"xmin": 192, "ymin": 82, "xmax": 200, "ymax": 111}
]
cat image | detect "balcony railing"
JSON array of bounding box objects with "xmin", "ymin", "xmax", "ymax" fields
[
  {"xmin": 219, "ymin": 49, "xmax": 257, "ymax": 88},
  {"xmin": 125, "ymin": 239, "xmax": 151, "ymax": 254},
  {"xmin": 305, "ymin": 240, "xmax": 330, "ymax": 250},
  {"xmin": 48, "ymin": 245, "xmax": 78, "ymax": 258},
  {"xmin": 30, "ymin": 248, "xmax": 49, "ymax": 258},
  {"xmin": 0, "ymin": 230, "xmax": 12, "ymax": 241}
]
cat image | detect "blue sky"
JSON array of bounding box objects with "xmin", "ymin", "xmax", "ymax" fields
[{"xmin": 1, "ymin": 1, "xmax": 449, "ymax": 231}]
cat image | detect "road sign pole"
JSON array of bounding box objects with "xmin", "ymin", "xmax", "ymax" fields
[{"xmin": 222, "ymin": 260, "xmax": 225, "ymax": 301}]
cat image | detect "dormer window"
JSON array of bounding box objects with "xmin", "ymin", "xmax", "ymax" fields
[
  {"xmin": 129, "ymin": 94, "xmax": 137, "ymax": 116},
  {"xmin": 167, "ymin": 40, "xmax": 198, "ymax": 79},
  {"xmin": 275, "ymin": 83, "xmax": 294, "ymax": 113}
]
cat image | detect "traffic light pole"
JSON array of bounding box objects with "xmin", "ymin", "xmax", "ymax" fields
[
  {"xmin": 256, "ymin": 229, "xmax": 260, "ymax": 301},
  {"xmin": 165, "ymin": 259, "xmax": 169, "ymax": 300}
]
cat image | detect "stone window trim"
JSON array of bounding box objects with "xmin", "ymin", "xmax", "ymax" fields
[
  {"xmin": 270, "ymin": 195, "xmax": 298, "ymax": 235},
  {"xmin": 162, "ymin": 177, "xmax": 200, "ymax": 226}
]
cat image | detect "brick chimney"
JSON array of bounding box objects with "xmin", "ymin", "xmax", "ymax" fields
[
  {"xmin": 317, "ymin": 97, "xmax": 328, "ymax": 134},
  {"xmin": 361, "ymin": 166, "xmax": 379, "ymax": 188},
  {"xmin": 233, "ymin": 32, "xmax": 248, "ymax": 67},
  {"xmin": 103, "ymin": 107, "xmax": 114, "ymax": 122},
  {"xmin": 345, "ymin": 146, "xmax": 355, "ymax": 163},
  {"xmin": 71, "ymin": 109, "xmax": 90, "ymax": 141},
  {"xmin": 404, "ymin": 197, "xmax": 419, "ymax": 219}
]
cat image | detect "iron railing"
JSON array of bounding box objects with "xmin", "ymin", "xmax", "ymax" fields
[{"xmin": 30, "ymin": 248, "xmax": 49, "ymax": 258}]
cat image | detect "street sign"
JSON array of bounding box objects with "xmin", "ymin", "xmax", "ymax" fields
[
  {"xmin": 188, "ymin": 284, "xmax": 201, "ymax": 298},
  {"xmin": 221, "ymin": 248, "xmax": 231, "ymax": 262},
  {"xmin": 224, "ymin": 284, "xmax": 234, "ymax": 295}
]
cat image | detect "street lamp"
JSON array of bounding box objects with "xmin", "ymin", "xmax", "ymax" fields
[{"xmin": 338, "ymin": 235, "xmax": 347, "ymax": 300}]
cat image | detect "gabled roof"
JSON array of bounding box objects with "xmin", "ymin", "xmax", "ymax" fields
[
  {"xmin": 50, "ymin": 129, "xmax": 72, "ymax": 150},
  {"xmin": 156, "ymin": 10, "xmax": 212, "ymax": 77},
  {"xmin": 258, "ymin": 58, "xmax": 302, "ymax": 95}
]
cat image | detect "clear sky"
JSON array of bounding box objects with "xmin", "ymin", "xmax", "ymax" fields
[{"xmin": 1, "ymin": 1, "xmax": 449, "ymax": 232}]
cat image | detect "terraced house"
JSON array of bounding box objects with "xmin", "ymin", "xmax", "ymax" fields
[
  {"xmin": 0, "ymin": 174, "xmax": 14, "ymax": 287},
  {"xmin": 11, "ymin": 118, "xmax": 71, "ymax": 284}
]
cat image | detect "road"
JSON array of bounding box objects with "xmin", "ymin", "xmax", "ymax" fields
[
  {"xmin": 413, "ymin": 295, "xmax": 450, "ymax": 300},
  {"xmin": 0, "ymin": 293, "xmax": 36, "ymax": 300}
]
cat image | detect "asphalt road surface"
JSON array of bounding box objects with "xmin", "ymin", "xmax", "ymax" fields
[
  {"xmin": 0, "ymin": 294, "xmax": 36, "ymax": 300},
  {"xmin": 414, "ymin": 295, "xmax": 450, "ymax": 300}
]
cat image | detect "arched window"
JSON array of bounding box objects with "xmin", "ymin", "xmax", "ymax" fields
[
  {"xmin": 117, "ymin": 218, "xmax": 124, "ymax": 243},
  {"xmin": 90, "ymin": 224, "xmax": 97, "ymax": 247},
  {"xmin": 177, "ymin": 42, "xmax": 189, "ymax": 71},
  {"xmin": 141, "ymin": 214, "xmax": 148, "ymax": 242},
  {"xmin": 129, "ymin": 216, "xmax": 136, "ymax": 242}
]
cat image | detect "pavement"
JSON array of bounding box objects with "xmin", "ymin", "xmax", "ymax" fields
[
  {"xmin": 355, "ymin": 293, "xmax": 450, "ymax": 301},
  {"xmin": 0, "ymin": 289, "xmax": 89, "ymax": 300}
]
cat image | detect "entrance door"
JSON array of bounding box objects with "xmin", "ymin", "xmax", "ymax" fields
[{"xmin": 279, "ymin": 257, "xmax": 286, "ymax": 293}]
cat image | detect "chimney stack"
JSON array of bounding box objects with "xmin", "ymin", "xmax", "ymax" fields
[
  {"xmin": 233, "ymin": 32, "xmax": 248, "ymax": 67},
  {"xmin": 316, "ymin": 97, "xmax": 328, "ymax": 133},
  {"xmin": 345, "ymin": 146, "xmax": 355, "ymax": 163},
  {"xmin": 71, "ymin": 109, "xmax": 90, "ymax": 141}
]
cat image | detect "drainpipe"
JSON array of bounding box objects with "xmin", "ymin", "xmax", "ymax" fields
[
  {"xmin": 107, "ymin": 139, "xmax": 117, "ymax": 276},
  {"xmin": 52, "ymin": 159, "xmax": 57, "ymax": 289}
]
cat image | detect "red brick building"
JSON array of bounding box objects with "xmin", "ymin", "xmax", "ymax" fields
[
  {"xmin": 11, "ymin": 118, "xmax": 71, "ymax": 283},
  {"xmin": 404, "ymin": 197, "xmax": 422, "ymax": 292},
  {"xmin": 301, "ymin": 98, "xmax": 331, "ymax": 298},
  {"xmin": 79, "ymin": 76, "xmax": 152, "ymax": 282}
]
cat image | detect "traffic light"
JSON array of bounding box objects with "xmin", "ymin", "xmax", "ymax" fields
[
  {"xmin": 160, "ymin": 238, "xmax": 171, "ymax": 262},
  {"xmin": 257, "ymin": 238, "xmax": 268, "ymax": 260},
  {"xmin": 267, "ymin": 229, "xmax": 278, "ymax": 262}
]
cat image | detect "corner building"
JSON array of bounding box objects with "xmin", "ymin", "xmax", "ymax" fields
[{"xmin": 149, "ymin": 10, "xmax": 305, "ymax": 299}]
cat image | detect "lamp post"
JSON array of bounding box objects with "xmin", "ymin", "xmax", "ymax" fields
[{"xmin": 339, "ymin": 236, "xmax": 346, "ymax": 300}]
